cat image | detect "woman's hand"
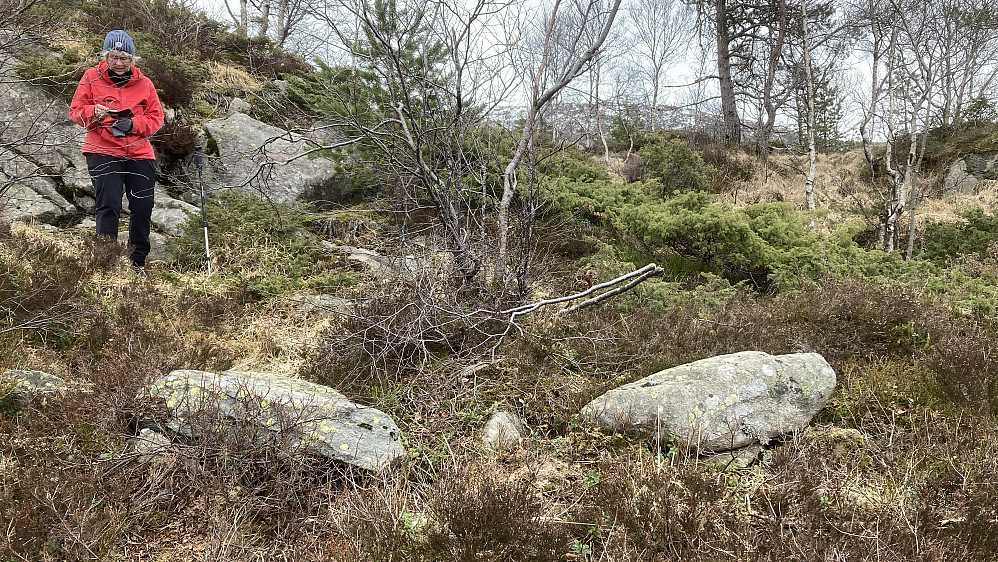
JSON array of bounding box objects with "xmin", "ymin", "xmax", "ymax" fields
[{"xmin": 93, "ymin": 104, "xmax": 110, "ymax": 120}]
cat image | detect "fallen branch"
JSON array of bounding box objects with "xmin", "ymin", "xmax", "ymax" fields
[
  {"xmin": 500, "ymin": 263, "xmax": 664, "ymax": 319},
  {"xmin": 558, "ymin": 265, "xmax": 664, "ymax": 314}
]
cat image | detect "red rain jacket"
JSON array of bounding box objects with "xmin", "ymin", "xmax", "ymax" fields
[{"xmin": 69, "ymin": 61, "xmax": 164, "ymax": 160}]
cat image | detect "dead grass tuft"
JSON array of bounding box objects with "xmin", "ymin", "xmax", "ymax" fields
[{"xmin": 203, "ymin": 61, "xmax": 266, "ymax": 92}]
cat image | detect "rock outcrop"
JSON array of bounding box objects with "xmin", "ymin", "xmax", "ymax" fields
[
  {"xmin": 143, "ymin": 369, "xmax": 404, "ymax": 471},
  {"xmin": 0, "ymin": 75, "xmax": 89, "ymax": 224},
  {"xmin": 944, "ymin": 152, "xmax": 998, "ymax": 195},
  {"xmin": 0, "ymin": 153, "xmax": 77, "ymax": 224},
  {"xmin": 204, "ymin": 112, "xmax": 345, "ymax": 205},
  {"xmin": 581, "ymin": 351, "xmax": 836, "ymax": 452}
]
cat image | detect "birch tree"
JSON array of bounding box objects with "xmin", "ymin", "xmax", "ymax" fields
[
  {"xmin": 933, "ymin": 0, "xmax": 998, "ymax": 125},
  {"xmin": 627, "ymin": 0, "xmax": 691, "ymax": 132},
  {"xmin": 495, "ymin": 0, "xmax": 624, "ymax": 286},
  {"xmin": 856, "ymin": 0, "xmax": 942, "ymax": 252},
  {"xmin": 799, "ymin": 0, "xmax": 818, "ymax": 210}
]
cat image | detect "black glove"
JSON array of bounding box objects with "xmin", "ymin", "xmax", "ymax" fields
[{"xmin": 111, "ymin": 117, "xmax": 133, "ymax": 137}]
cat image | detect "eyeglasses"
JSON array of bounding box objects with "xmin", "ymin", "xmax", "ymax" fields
[{"xmin": 107, "ymin": 54, "xmax": 132, "ymax": 62}]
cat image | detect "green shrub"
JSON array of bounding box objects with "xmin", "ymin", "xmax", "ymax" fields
[
  {"xmin": 139, "ymin": 53, "xmax": 207, "ymax": 107},
  {"xmin": 82, "ymin": 0, "xmax": 225, "ymax": 58},
  {"xmin": 638, "ymin": 135, "xmax": 712, "ymax": 193},
  {"xmin": 284, "ymin": 62, "xmax": 380, "ymax": 121},
  {"xmin": 536, "ymin": 146, "xmax": 609, "ymax": 183},
  {"xmin": 919, "ymin": 210, "xmax": 998, "ymax": 264},
  {"xmin": 15, "ymin": 50, "xmax": 88, "ymax": 101},
  {"xmin": 166, "ymin": 191, "xmax": 352, "ymax": 296},
  {"xmin": 607, "ymin": 112, "xmax": 646, "ymax": 152},
  {"xmin": 548, "ymin": 182, "xmax": 826, "ymax": 289},
  {"xmin": 620, "ymin": 192, "xmax": 826, "ymax": 289},
  {"xmin": 220, "ymin": 34, "xmax": 311, "ymax": 77}
]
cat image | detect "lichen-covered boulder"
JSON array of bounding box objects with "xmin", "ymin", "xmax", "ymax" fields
[
  {"xmin": 144, "ymin": 369, "xmax": 404, "ymax": 471},
  {"xmin": 1, "ymin": 369, "xmax": 67, "ymax": 407},
  {"xmin": 581, "ymin": 351, "xmax": 836, "ymax": 452}
]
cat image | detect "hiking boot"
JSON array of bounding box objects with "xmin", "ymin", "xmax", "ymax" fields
[{"xmin": 132, "ymin": 265, "xmax": 147, "ymax": 276}]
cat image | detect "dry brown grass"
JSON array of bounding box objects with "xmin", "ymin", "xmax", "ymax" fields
[
  {"xmin": 715, "ymin": 151, "xmax": 998, "ymax": 236},
  {"xmin": 202, "ymin": 61, "xmax": 266, "ymax": 92}
]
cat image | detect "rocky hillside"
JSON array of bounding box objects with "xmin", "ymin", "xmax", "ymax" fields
[{"xmin": 3, "ymin": 4, "xmax": 998, "ymax": 561}]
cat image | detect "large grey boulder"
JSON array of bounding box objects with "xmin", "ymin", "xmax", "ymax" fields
[
  {"xmin": 0, "ymin": 79, "xmax": 90, "ymax": 192},
  {"xmin": 581, "ymin": 351, "xmax": 836, "ymax": 452},
  {"xmin": 227, "ymin": 97, "xmax": 252, "ymax": 115},
  {"xmin": 1, "ymin": 369, "xmax": 67, "ymax": 407},
  {"xmin": 144, "ymin": 369, "xmax": 404, "ymax": 471},
  {"xmin": 204, "ymin": 112, "xmax": 345, "ymax": 205}
]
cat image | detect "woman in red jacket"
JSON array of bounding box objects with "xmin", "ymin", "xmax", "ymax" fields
[{"xmin": 69, "ymin": 30, "xmax": 164, "ymax": 273}]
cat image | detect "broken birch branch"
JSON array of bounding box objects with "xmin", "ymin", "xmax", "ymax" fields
[
  {"xmin": 558, "ymin": 265, "xmax": 664, "ymax": 314},
  {"xmin": 499, "ymin": 263, "xmax": 664, "ymax": 319}
]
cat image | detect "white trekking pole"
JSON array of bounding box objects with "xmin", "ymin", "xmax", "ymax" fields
[{"xmin": 193, "ymin": 146, "xmax": 212, "ymax": 276}]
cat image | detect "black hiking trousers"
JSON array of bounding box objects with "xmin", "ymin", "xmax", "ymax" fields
[{"xmin": 87, "ymin": 153, "xmax": 157, "ymax": 267}]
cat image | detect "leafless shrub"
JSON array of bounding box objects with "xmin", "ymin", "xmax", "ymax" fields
[
  {"xmin": 330, "ymin": 471, "xmax": 424, "ymax": 562},
  {"xmin": 425, "ymin": 463, "xmax": 572, "ymax": 562},
  {"xmin": 0, "ymin": 224, "xmax": 87, "ymax": 352}
]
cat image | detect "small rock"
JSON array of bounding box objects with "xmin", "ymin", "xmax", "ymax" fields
[
  {"xmin": 74, "ymin": 195, "xmax": 96, "ymax": 214},
  {"xmin": 126, "ymin": 428, "xmax": 177, "ymax": 463},
  {"xmin": 150, "ymin": 190, "xmax": 198, "ymax": 236},
  {"xmin": 703, "ymin": 444, "xmax": 762, "ymax": 470},
  {"xmin": 119, "ymin": 231, "xmax": 172, "ymax": 263},
  {"xmin": 228, "ymin": 97, "xmax": 252, "ymax": 115},
  {"xmin": 323, "ymin": 242, "xmax": 421, "ymax": 280},
  {"xmin": 295, "ymin": 294, "xmax": 354, "ymax": 318},
  {"xmin": 482, "ymin": 410, "xmax": 528, "ymax": 451}
]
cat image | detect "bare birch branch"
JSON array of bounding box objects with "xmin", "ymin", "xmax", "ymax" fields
[
  {"xmin": 558, "ymin": 265, "xmax": 664, "ymax": 314},
  {"xmin": 500, "ymin": 262, "xmax": 663, "ymax": 318}
]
